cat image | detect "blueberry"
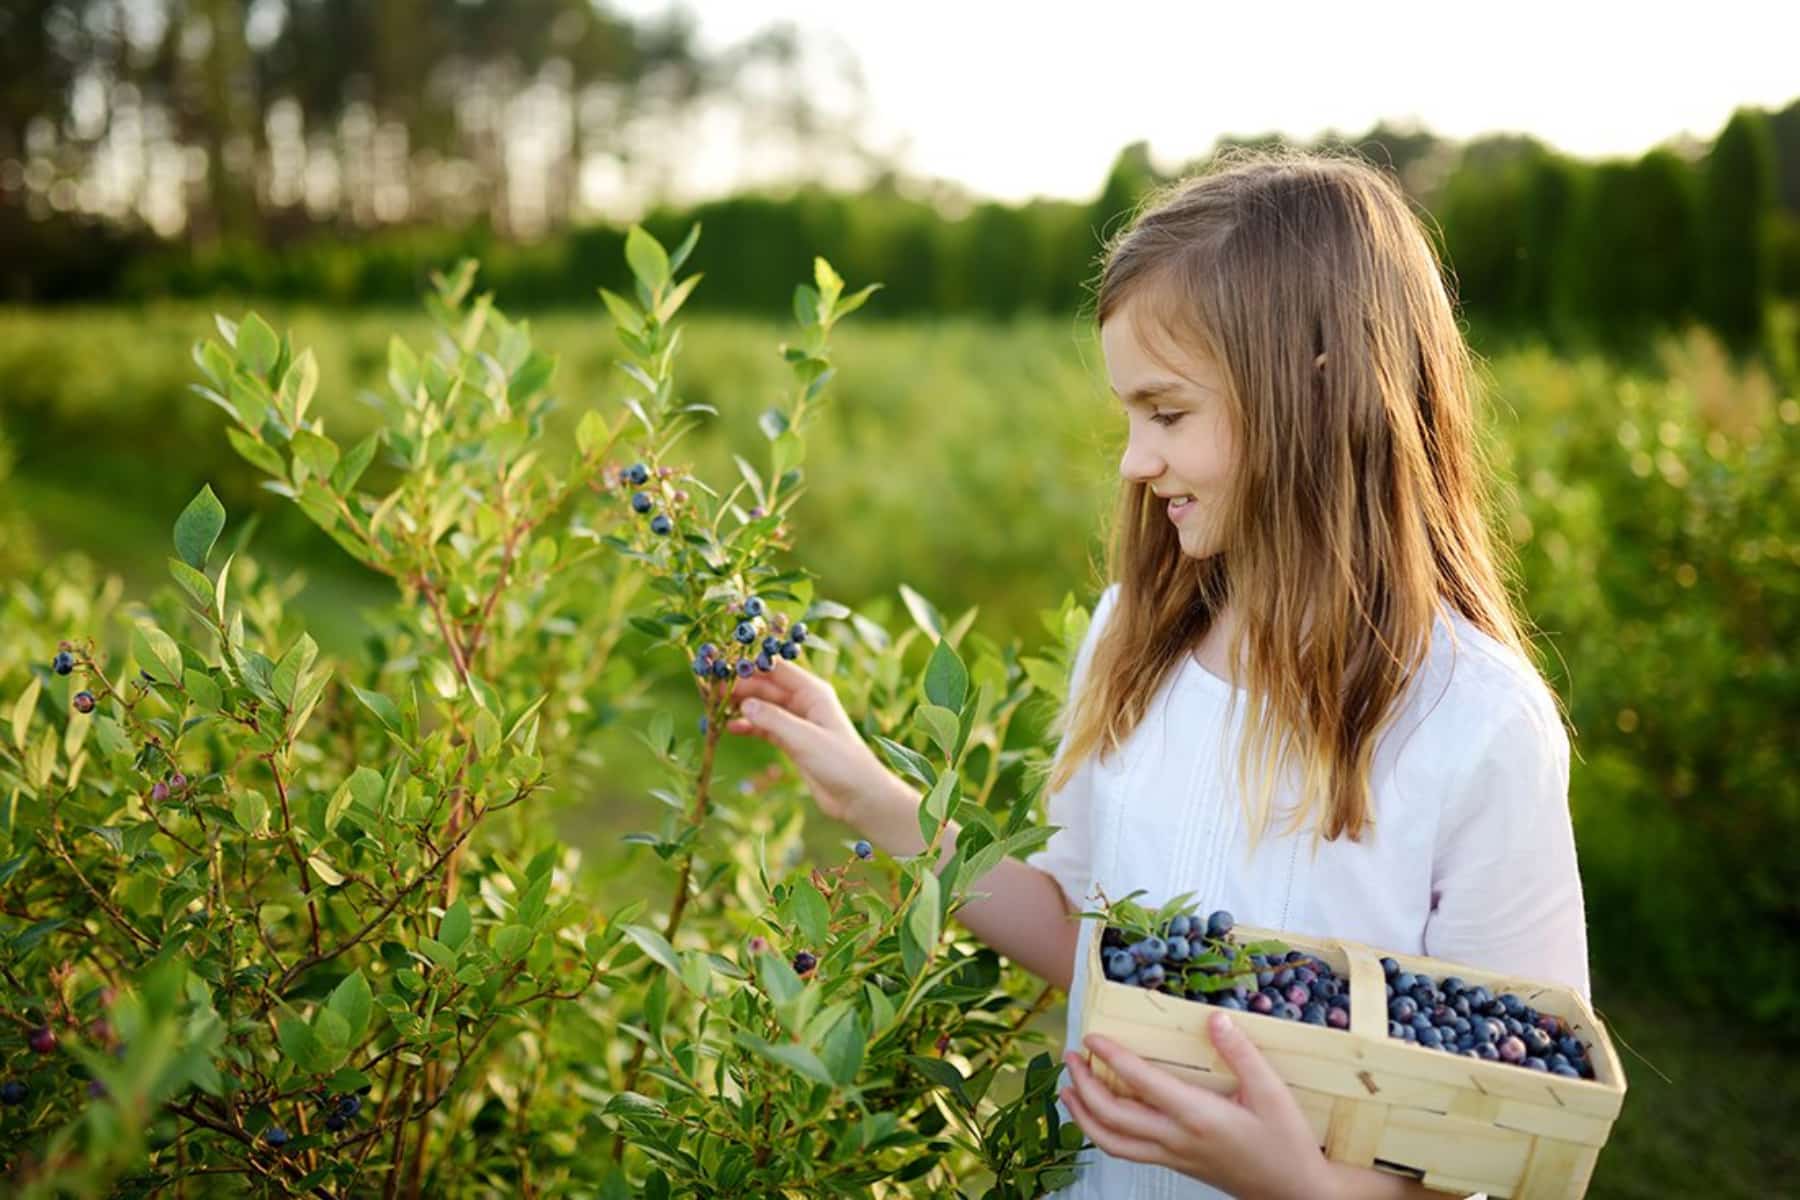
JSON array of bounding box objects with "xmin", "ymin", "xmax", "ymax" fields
[
  {"xmin": 1215, "ymin": 995, "xmax": 1245, "ymax": 1010},
  {"xmin": 1550, "ymin": 1063, "xmax": 1582, "ymax": 1077},
  {"xmin": 650, "ymin": 515, "xmax": 672, "ymax": 536},
  {"xmin": 853, "ymin": 840, "xmax": 873, "ymax": 861},
  {"xmin": 1417, "ymin": 1026, "xmax": 1444, "ymax": 1049},
  {"xmin": 1392, "ymin": 972, "xmax": 1416, "ymax": 993},
  {"xmin": 631, "ymin": 491, "xmax": 653, "ymax": 514},
  {"xmin": 52, "ymin": 651, "xmax": 73, "ymax": 675},
  {"xmin": 1524, "ymin": 1027, "xmax": 1554, "ymax": 1057},
  {"xmin": 762, "ymin": 635, "xmax": 783, "ymax": 656},
  {"xmin": 1165, "ymin": 936, "xmax": 1191, "ymax": 962},
  {"xmin": 1104, "ymin": 950, "xmax": 1135, "ymax": 982},
  {"xmin": 755, "ymin": 652, "xmax": 774, "ymax": 672},
  {"xmin": 779, "ymin": 641, "xmax": 800, "ymax": 660},
  {"xmin": 791, "ymin": 622, "xmax": 808, "ymax": 642},
  {"xmin": 736, "ymin": 660, "xmax": 755, "ymax": 679},
  {"xmin": 734, "ymin": 622, "xmax": 757, "ymax": 645},
  {"xmin": 711, "ymin": 660, "xmax": 732, "ymax": 680},
  {"xmin": 792, "ymin": 951, "xmax": 817, "ymax": 976},
  {"xmin": 1101, "ymin": 927, "xmax": 1125, "ymax": 950},
  {"xmin": 326, "ymin": 1112, "xmax": 348, "ymax": 1132},
  {"xmin": 1256, "ymin": 969, "xmax": 1275, "ymax": 988},
  {"xmin": 337, "ymin": 1093, "xmax": 362, "ymax": 1118},
  {"xmin": 0, "ymin": 1080, "xmax": 26, "ymax": 1105},
  {"xmin": 1205, "ymin": 910, "xmax": 1234, "ymax": 939},
  {"xmin": 1302, "ymin": 1003, "xmax": 1327, "ymax": 1025},
  {"xmin": 1272, "ymin": 967, "xmax": 1294, "ymax": 989},
  {"xmin": 1556, "ymin": 1035, "xmax": 1584, "ymax": 1060},
  {"xmin": 744, "ymin": 597, "xmax": 765, "ymax": 618},
  {"xmin": 1276, "ymin": 1002, "xmax": 1302, "ymax": 1021},
  {"xmin": 1167, "ymin": 915, "xmax": 1192, "ymax": 939},
  {"xmin": 1248, "ymin": 993, "xmax": 1275, "ymax": 1015},
  {"xmin": 1284, "ymin": 950, "xmax": 1307, "ymax": 964},
  {"xmin": 1398, "ymin": 1024, "xmax": 1417, "ymax": 1043},
  {"xmin": 692, "ymin": 656, "xmax": 711, "ymax": 677},
  {"xmin": 72, "ymin": 691, "xmax": 96, "ymax": 714},
  {"xmin": 1475, "ymin": 1041, "xmax": 1500, "ymax": 1060},
  {"xmin": 1131, "ymin": 936, "xmax": 1167, "ymax": 965},
  {"xmin": 1498, "ymin": 1035, "xmax": 1527, "ymax": 1064},
  {"xmin": 699, "ymin": 642, "xmax": 718, "ymax": 659},
  {"xmin": 1523, "ymin": 1056, "xmax": 1549, "ymax": 1072},
  {"xmin": 263, "ymin": 1125, "xmax": 290, "ymax": 1147},
  {"xmin": 1327, "ymin": 1007, "xmax": 1350, "ymax": 1030},
  {"xmin": 1328, "ymin": 992, "xmax": 1351, "ymax": 1010},
  {"xmin": 1388, "ymin": 1020, "xmax": 1407, "ymax": 1039},
  {"xmin": 1285, "ymin": 983, "xmax": 1311, "ymax": 1008},
  {"xmin": 698, "ymin": 717, "xmax": 709, "ymax": 734},
  {"xmin": 1440, "ymin": 976, "xmax": 1466, "ymax": 995},
  {"xmin": 29, "ymin": 1026, "xmax": 56, "ymax": 1055},
  {"xmin": 1380, "ymin": 956, "xmax": 1400, "ymax": 979},
  {"xmin": 1138, "ymin": 964, "xmax": 1166, "ymax": 990},
  {"xmin": 1388, "ymin": 997, "xmax": 1417, "ymax": 1023},
  {"xmin": 626, "ymin": 463, "xmax": 650, "ymax": 486}
]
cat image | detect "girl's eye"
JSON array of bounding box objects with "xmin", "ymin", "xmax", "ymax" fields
[{"xmin": 1151, "ymin": 411, "xmax": 1184, "ymax": 427}]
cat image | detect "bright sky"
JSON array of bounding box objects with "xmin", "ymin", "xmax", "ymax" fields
[{"xmin": 612, "ymin": 0, "xmax": 1800, "ymax": 208}]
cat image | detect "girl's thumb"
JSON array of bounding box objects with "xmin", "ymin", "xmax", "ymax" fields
[
  {"xmin": 740, "ymin": 700, "xmax": 810, "ymax": 753},
  {"xmin": 1208, "ymin": 1011, "xmax": 1281, "ymax": 1103}
]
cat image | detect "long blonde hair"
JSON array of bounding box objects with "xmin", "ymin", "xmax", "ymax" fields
[{"xmin": 1049, "ymin": 146, "xmax": 1554, "ymax": 849}]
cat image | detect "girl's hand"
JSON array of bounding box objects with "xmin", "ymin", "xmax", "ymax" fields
[
  {"xmin": 1061, "ymin": 1012, "xmax": 1340, "ymax": 1200},
  {"xmin": 724, "ymin": 660, "xmax": 897, "ymax": 826}
]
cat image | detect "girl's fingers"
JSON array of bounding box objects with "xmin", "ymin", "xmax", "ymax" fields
[
  {"xmin": 1063, "ymin": 1050, "xmax": 1188, "ymax": 1156},
  {"xmin": 1060, "ymin": 1086, "xmax": 1167, "ymax": 1166}
]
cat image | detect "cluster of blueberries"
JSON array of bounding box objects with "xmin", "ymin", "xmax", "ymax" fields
[
  {"xmin": 1099, "ymin": 910, "xmax": 1354, "ymax": 1029},
  {"xmin": 1379, "ymin": 958, "xmax": 1595, "ymax": 1078},
  {"xmin": 260, "ymin": 1092, "xmax": 365, "ymax": 1148},
  {"xmin": 689, "ymin": 595, "xmax": 809, "ymax": 681},
  {"xmin": 622, "ymin": 462, "xmax": 677, "ymax": 537}
]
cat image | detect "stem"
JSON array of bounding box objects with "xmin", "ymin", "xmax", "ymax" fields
[{"xmin": 267, "ymin": 755, "xmax": 323, "ymax": 959}]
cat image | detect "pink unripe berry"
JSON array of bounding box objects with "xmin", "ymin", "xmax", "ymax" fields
[
  {"xmin": 170, "ymin": 773, "xmax": 187, "ymax": 790},
  {"xmin": 673, "ymin": 489, "xmax": 688, "ymax": 503},
  {"xmin": 150, "ymin": 782, "xmax": 169, "ymax": 802}
]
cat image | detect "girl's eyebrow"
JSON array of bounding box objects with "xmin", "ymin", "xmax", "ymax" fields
[{"xmin": 1114, "ymin": 380, "xmax": 1185, "ymax": 408}]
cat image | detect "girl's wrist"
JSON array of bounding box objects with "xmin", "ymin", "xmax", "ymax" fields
[{"xmin": 850, "ymin": 771, "xmax": 929, "ymax": 858}]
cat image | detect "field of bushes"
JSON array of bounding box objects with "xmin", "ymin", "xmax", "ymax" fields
[{"xmin": 2, "ymin": 294, "xmax": 1797, "ymax": 1195}]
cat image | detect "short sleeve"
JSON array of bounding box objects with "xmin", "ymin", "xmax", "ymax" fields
[
  {"xmin": 1025, "ymin": 583, "xmax": 1120, "ymax": 914},
  {"xmin": 1422, "ymin": 684, "xmax": 1591, "ymax": 1001}
]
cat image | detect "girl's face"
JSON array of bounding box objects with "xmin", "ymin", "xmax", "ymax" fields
[{"xmin": 1100, "ymin": 294, "xmax": 1239, "ymax": 560}]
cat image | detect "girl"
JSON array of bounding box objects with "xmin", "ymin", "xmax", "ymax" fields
[{"xmin": 724, "ymin": 148, "xmax": 1589, "ymax": 1199}]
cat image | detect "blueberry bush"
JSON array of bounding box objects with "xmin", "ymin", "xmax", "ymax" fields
[{"xmin": 0, "ymin": 229, "xmax": 1086, "ymax": 1196}]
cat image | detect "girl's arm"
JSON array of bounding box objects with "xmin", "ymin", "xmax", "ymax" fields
[
  {"xmin": 850, "ymin": 772, "xmax": 1083, "ymax": 992},
  {"xmin": 1324, "ymin": 1163, "xmax": 1465, "ymax": 1199}
]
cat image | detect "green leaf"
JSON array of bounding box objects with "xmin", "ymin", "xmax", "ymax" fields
[
  {"xmin": 492, "ymin": 924, "xmax": 534, "ymax": 961},
  {"xmin": 599, "ymin": 288, "xmax": 644, "ymax": 336},
  {"xmin": 874, "ymin": 736, "xmax": 936, "ymax": 788},
  {"xmin": 346, "ymin": 766, "xmax": 383, "ymax": 815},
  {"xmin": 307, "ymin": 855, "xmax": 345, "ymax": 886},
  {"xmin": 900, "ymin": 582, "xmax": 947, "ymax": 637},
  {"xmin": 903, "ymin": 1054, "xmax": 973, "ymax": 1111},
  {"xmin": 12, "ymin": 677, "xmax": 41, "ymax": 752},
  {"xmin": 237, "ymin": 313, "xmax": 279, "ymax": 376},
  {"xmin": 332, "ymin": 431, "xmax": 380, "ymax": 493},
  {"xmin": 576, "ymin": 409, "xmax": 608, "ymax": 457},
  {"xmin": 328, "ymin": 970, "xmax": 373, "ymax": 1042},
  {"xmin": 785, "ymin": 881, "xmax": 831, "ymax": 947},
  {"xmin": 923, "ymin": 772, "xmax": 957, "ymax": 826},
  {"xmin": 923, "ymin": 636, "xmax": 968, "ymax": 714},
  {"xmin": 914, "ymin": 704, "xmax": 960, "ymax": 763},
  {"xmin": 290, "ymin": 430, "xmax": 339, "ymax": 483},
  {"xmin": 173, "ymin": 485, "xmax": 227, "ymax": 571},
  {"xmin": 737, "ymin": 1034, "xmax": 835, "ymax": 1088},
  {"xmin": 234, "ymin": 791, "xmax": 269, "ymax": 836},
  {"xmin": 277, "ymin": 1016, "xmax": 324, "ymax": 1074},
  {"xmin": 132, "ymin": 624, "xmax": 183, "ymax": 685},
  {"xmin": 793, "ymin": 283, "xmax": 820, "ymax": 327},
  {"xmin": 348, "ymin": 684, "xmax": 402, "ymax": 733},
  {"xmin": 167, "ymin": 558, "xmax": 215, "ymax": 612},
  {"xmin": 313, "ymin": 1008, "xmax": 350, "ymax": 1067},
  {"xmin": 625, "ymin": 225, "xmax": 671, "ymax": 294},
  {"xmin": 905, "ymin": 872, "xmax": 942, "ymax": 961},
  {"xmin": 183, "ymin": 669, "xmax": 223, "ymax": 712},
  {"xmin": 388, "ymin": 336, "xmax": 421, "ymax": 401},
  {"xmin": 621, "ymin": 924, "xmax": 679, "ymax": 975},
  {"xmin": 509, "ymin": 350, "xmax": 555, "ymax": 404},
  {"xmin": 226, "ymin": 427, "xmax": 285, "ymax": 477},
  {"xmin": 271, "ymin": 633, "xmax": 318, "ymax": 707},
  {"xmin": 440, "ymin": 900, "xmax": 471, "ymax": 951},
  {"xmin": 820, "ymin": 1010, "xmax": 865, "ymax": 1086}
]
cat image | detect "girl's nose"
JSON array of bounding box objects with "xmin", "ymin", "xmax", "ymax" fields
[{"xmin": 1119, "ymin": 441, "xmax": 1163, "ymax": 484}]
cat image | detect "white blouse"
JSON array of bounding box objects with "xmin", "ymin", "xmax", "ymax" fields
[{"xmin": 1028, "ymin": 584, "xmax": 1590, "ymax": 1200}]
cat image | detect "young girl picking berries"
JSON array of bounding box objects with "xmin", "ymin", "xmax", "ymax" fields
[{"xmin": 726, "ymin": 148, "xmax": 1588, "ymax": 1199}]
